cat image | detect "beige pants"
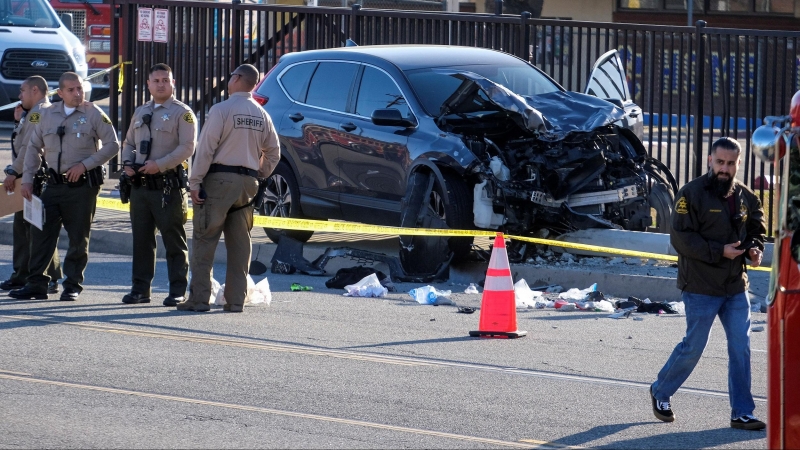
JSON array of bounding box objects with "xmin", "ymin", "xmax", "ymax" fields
[{"xmin": 189, "ymin": 172, "xmax": 258, "ymax": 306}]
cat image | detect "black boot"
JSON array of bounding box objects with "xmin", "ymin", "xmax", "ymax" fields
[{"xmin": 8, "ymin": 285, "xmax": 48, "ymax": 300}]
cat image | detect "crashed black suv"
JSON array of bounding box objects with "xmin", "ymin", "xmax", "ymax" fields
[{"xmin": 254, "ymin": 45, "xmax": 676, "ymax": 274}]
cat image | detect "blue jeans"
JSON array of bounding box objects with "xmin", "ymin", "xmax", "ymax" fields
[{"xmin": 651, "ymin": 291, "xmax": 755, "ymax": 419}]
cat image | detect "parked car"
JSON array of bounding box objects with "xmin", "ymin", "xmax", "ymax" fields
[{"xmin": 253, "ymin": 45, "xmax": 676, "ymax": 273}]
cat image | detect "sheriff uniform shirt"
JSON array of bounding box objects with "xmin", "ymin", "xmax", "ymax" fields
[
  {"xmin": 22, "ymin": 101, "xmax": 119, "ymax": 184},
  {"xmin": 10, "ymin": 97, "xmax": 50, "ymax": 175},
  {"xmin": 121, "ymin": 97, "xmax": 198, "ymax": 172},
  {"xmin": 189, "ymin": 91, "xmax": 280, "ymax": 191}
]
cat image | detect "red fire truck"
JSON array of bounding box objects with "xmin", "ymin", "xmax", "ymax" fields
[
  {"xmin": 751, "ymin": 91, "xmax": 800, "ymax": 449},
  {"xmin": 49, "ymin": 0, "xmax": 111, "ymax": 100}
]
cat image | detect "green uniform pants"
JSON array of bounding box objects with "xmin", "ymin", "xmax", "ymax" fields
[
  {"xmin": 10, "ymin": 210, "xmax": 62, "ymax": 284},
  {"xmin": 189, "ymin": 172, "xmax": 258, "ymax": 307},
  {"xmin": 129, "ymin": 185, "xmax": 188, "ymax": 297},
  {"xmin": 27, "ymin": 183, "xmax": 100, "ymax": 292}
]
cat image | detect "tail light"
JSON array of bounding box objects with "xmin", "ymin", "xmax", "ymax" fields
[
  {"xmin": 252, "ymin": 93, "xmax": 268, "ymax": 105},
  {"xmin": 791, "ymin": 90, "xmax": 800, "ymax": 127},
  {"xmin": 252, "ymin": 65, "xmax": 277, "ymax": 106}
]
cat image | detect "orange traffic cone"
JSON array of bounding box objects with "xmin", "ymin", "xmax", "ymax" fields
[{"xmin": 469, "ymin": 233, "xmax": 527, "ymax": 338}]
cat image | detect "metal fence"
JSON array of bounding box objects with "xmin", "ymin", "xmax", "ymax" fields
[{"xmin": 109, "ymin": 0, "xmax": 800, "ymax": 233}]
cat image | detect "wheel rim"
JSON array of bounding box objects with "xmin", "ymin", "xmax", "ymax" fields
[
  {"xmin": 428, "ymin": 190, "xmax": 446, "ymax": 221},
  {"xmin": 263, "ymin": 174, "xmax": 292, "ymax": 218}
]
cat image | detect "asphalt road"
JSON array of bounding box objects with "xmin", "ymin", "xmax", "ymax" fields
[
  {"xmin": 0, "ymin": 243, "xmax": 768, "ymax": 449},
  {"xmin": 0, "ymin": 111, "xmax": 771, "ymax": 450}
]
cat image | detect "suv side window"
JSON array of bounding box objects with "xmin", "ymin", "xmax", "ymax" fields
[
  {"xmin": 305, "ymin": 62, "xmax": 358, "ymax": 112},
  {"xmin": 278, "ymin": 62, "xmax": 317, "ymax": 102},
  {"xmin": 355, "ymin": 66, "xmax": 409, "ymax": 118}
]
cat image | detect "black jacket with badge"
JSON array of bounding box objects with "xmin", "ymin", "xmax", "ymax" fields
[{"xmin": 671, "ymin": 173, "xmax": 767, "ymax": 296}]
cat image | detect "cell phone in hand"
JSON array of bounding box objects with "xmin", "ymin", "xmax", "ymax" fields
[{"xmin": 736, "ymin": 240, "xmax": 758, "ymax": 251}]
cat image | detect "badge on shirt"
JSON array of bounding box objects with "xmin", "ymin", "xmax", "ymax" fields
[
  {"xmin": 101, "ymin": 114, "xmax": 112, "ymax": 124},
  {"xmin": 28, "ymin": 112, "xmax": 40, "ymax": 124},
  {"xmin": 161, "ymin": 113, "xmax": 170, "ymax": 122},
  {"xmin": 182, "ymin": 112, "xmax": 194, "ymax": 124},
  {"xmin": 676, "ymin": 196, "xmax": 688, "ymax": 214},
  {"xmin": 740, "ymin": 203, "xmax": 748, "ymax": 223},
  {"xmin": 79, "ymin": 116, "xmax": 87, "ymax": 125}
]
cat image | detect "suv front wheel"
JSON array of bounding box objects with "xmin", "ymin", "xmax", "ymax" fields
[{"xmin": 261, "ymin": 161, "xmax": 314, "ymax": 243}]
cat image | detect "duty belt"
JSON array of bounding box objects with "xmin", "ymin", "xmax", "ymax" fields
[
  {"xmin": 208, "ymin": 164, "xmax": 258, "ymax": 178},
  {"xmin": 48, "ymin": 166, "xmax": 104, "ymax": 187},
  {"xmin": 132, "ymin": 170, "xmax": 181, "ymax": 190}
]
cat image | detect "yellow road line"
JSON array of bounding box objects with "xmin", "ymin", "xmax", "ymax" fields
[
  {"xmin": 0, "ymin": 371, "xmax": 568, "ymax": 449},
  {"xmin": 1, "ymin": 315, "xmax": 428, "ymax": 367}
]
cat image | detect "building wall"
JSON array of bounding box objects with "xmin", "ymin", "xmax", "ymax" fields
[{"xmin": 541, "ymin": 0, "xmax": 613, "ymax": 21}]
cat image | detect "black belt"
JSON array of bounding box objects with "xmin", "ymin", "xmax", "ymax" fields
[{"xmin": 208, "ymin": 164, "xmax": 258, "ymax": 178}]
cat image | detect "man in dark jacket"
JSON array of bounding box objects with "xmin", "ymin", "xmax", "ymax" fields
[{"xmin": 650, "ymin": 137, "xmax": 767, "ymax": 431}]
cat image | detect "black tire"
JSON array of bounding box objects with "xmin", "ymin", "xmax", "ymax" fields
[
  {"xmin": 400, "ymin": 171, "xmax": 474, "ymax": 274},
  {"xmin": 261, "ymin": 161, "xmax": 314, "ymax": 243},
  {"xmin": 434, "ymin": 171, "xmax": 474, "ymax": 260},
  {"xmin": 649, "ymin": 182, "xmax": 674, "ymax": 234}
]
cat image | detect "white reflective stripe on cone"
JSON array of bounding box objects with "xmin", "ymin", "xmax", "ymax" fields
[{"xmin": 484, "ymin": 275, "xmax": 514, "ymax": 291}]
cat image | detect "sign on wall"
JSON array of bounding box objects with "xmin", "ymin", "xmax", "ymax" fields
[
  {"xmin": 137, "ymin": 8, "xmax": 153, "ymax": 42},
  {"xmin": 154, "ymin": 9, "xmax": 169, "ymax": 43}
]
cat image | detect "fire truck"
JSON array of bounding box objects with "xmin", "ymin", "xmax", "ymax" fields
[
  {"xmin": 751, "ymin": 92, "xmax": 800, "ymax": 449},
  {"xmin": 49, "ymin": 0, "xmax": 110, "ymax": 100}
]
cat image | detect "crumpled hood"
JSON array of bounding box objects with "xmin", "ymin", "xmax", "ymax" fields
[
  {"xmin": 439, "ymin": 71, "xmax": 625, "ymax": 141},
  {"xmin": 524, "ymin": 91, "xmax": 626, "ymax": 141}
]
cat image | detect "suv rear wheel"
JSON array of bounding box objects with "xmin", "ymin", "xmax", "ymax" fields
[{"xmin": 261, "ymin": 161, "xmax": 314, "ymax": 243}]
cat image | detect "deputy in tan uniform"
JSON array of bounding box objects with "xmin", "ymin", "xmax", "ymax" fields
[
  {"xmin": 120, "ymin": 63, "xmax": 197, "ymax": 306},
  {"xmin": 9, "ymin": 72, "xmax": 119, "ymax": 301},
  {"xmin": 1, "ymin": 75, "xmax": 62, "ymax": 294},
  {"xmin": 176, "ymin": 64, "xmax": 279, "ymax": 313}
]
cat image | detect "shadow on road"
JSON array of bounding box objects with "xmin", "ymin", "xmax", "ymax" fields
[{"xmin": 550, "ymin": 422, "xmax": 764, "ymax": 449}]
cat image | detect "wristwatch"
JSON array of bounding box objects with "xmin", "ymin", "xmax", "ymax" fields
[{"xmin": 4, "ymin": 166, "xmax": 19, "ymax": 177}]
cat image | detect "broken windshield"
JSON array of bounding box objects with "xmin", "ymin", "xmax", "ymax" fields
[{"xmin": 405, "ymin": 62, "xmax": 560, "ymax": 116}]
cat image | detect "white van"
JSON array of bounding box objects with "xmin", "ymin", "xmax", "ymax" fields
[{"xmin": 0, "ymin": 0, "xmax": 91, "ymax": 110}]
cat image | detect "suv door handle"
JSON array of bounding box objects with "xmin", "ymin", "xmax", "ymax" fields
[
  {"xmin": 341, "ymin": 122, "xmax": 357, "ymax": 132},
  {"xmin": 288, "ymin": 113, "xmax": 304, "ymax": 122},
  {"xmin": 628, "ymin": 111, "xmax": 640, "ymax": 118}
]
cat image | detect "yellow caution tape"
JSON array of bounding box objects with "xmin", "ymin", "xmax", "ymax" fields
[
  {"xmin": 0, "ymin": 62, "xmax": 132, "ymax": 112},
  {"xmin": 94, "ymin": 195, "xmax": 770, "ymax": 271}
]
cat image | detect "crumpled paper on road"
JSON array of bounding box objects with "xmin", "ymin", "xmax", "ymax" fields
[
  {"xmin": 343, "ymin": 273, "xmax": 388, "ymax": 298},
  {"xmin": 215, "ymin": 275, "xmax": 272, "ymax": 306}
]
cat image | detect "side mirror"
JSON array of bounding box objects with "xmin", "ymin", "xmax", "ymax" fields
[
  {"xmin": 371, "ymin": 109, "xmax": 415, "ymax": 128},
  {"xmin": 60, "ymin": 13, "xmax": 73, "ymax": 33},
  {"xmin": 752, "ymin": 125, "xmax": 782, "ymax": 163}
]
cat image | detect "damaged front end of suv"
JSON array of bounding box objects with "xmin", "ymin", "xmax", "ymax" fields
[
  {"xmin": 441, "ymin": 71, "xmax": 677, "ymax": 236},
  {"xmin": 399, "ymin": 66, "xmax": 677, "ymax": 276}
]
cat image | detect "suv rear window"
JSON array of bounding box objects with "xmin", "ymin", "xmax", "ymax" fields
[
  {"xmin": 278, "ymin": 62, "xmax": 316, "ymax": 102},
  {"xmin": 305, "ymin": 62, "xmax": 358, "ymax": 112}
]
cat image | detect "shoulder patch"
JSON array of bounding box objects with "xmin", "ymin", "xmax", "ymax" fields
[
  {"xmin": 101, "ymin": 114, "xmax": 112, "ymax": 124},
  {"xmin": 675, "ymin": 196, "xmax": 688, "ymax": 214},
  {"xmin": 182, "ymin": 112, "xmax": 195, "ymax": 124},
  {"xmin": 28, "ymin": 112, "xmax": 40, "ymax": 124}
]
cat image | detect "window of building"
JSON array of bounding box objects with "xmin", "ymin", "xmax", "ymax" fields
[{"xmin": 618, "ymin": 0, "xmax": 794, "ymax": 14}]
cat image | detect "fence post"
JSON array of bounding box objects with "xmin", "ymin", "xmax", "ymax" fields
[
  {"xmin": 520, "ymin": 11, "xmax": 531, "ymax": 62},
  {"xmin": 351, "ymin": 4, "xmax": 362, "ymax": 44},
  {"xmin": 232, "ymin": 0, "xmax": 242, "ymax": 72},
  {"xmin": 693, "ymin": 20, "xmax": 706, "ymax": 179},
  {"xmin": 494, "ymin": 0, "xmax": 503, "ymax": 15}
]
